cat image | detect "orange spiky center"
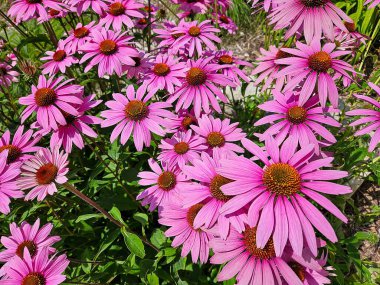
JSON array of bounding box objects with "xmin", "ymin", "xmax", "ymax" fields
[
  {"xmin": 124, "ymin": 100, "xmax": 149, "ymax": 121},
  {"xmin": 21, "ymin": 273, "xmax": 46, "ymax": 285},
  {"xmin": 243, "ymin": 227, "xmax": 276, "ymax": 259},
  {"xmin": 35, "ymin": 88, "xmax": 57, "ymax": 107},
  {"xmin": 174, "ymin": 142, "xmax": 189, "ymax": 154},
  {"xmin": 206, "ymin": 132, "xmax": 225, "ymax": 148},
  {"xmin": 181, "ymin": 116, "xmax": 195, "ymax": 130},
  {"xmin": 53, "ymin": 50, "xmax": 66, "ymax": 62},
  {"xmin": 289, "ymin": 262, "xmax": 306, "ymax": 282},
  {"xmin": 99, "ymin": 39, "xmax": 118, "ymax": 55},
  {"xmin": 157, "ymin": 171, "xmax": 176, "ymax": 191},
  {"xmin": 301, "ymin": 0, "xmax": 328, "ymax": 7},
  {"xmin": 186, "ymin": 203, "xmax": 203, "ymax": 228},
  {"xmin": 186, "ymin": 67, "xmax": 207, "ymax": 86},
  {"xmin": 287, "ymin": 106, "xmax": 307, "ymax": 124},
  {"xmin": 263, "ymin": 163, "xmax": 301, "ymax": 196},
  {"xmin": 218, "ymin": 55, "xmax": 234, "ymax": 65},
  {"xmin": 74, "ymin": 27, "xmax": 89, "ymax": 38},
  {"xmin": 308, "ymin": 51, "xmax": 332, "ymax": 72},
  {"xmin": 219, "ymin": 15, "xmax": 230, "ymax": 24},
  {"xmin": 209, "ymin": 175, "xmax": 232, "ymax": 202},
  {"xmin": 344, "ymin": 21, "xmax": 356, "ymax": 32},
  {"xmin": 189, "ymin": 26, "xmax": 201, "ymax": 37},
  {"xmin": 16, "ymin": 240, "xmax": 37, "ymax": 258},
  {"xmin": 109, "ymin": 2, "xmax": 125, "ymax": 16},
  {"xmin": 0, "ymin": 145, "xmax": 22, "ymax": 163},
  {"xmin": 153, "ymin": 63, "xmax": 171, "ymax": 76},
  {"xmin": 36, "ymin": 163, "xmax": 58, "ymax": 185}
]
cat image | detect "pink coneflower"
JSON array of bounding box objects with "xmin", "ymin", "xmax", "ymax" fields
[
  {"xmin": 7, "ymin": 0, "xmax": 67, "ymax": 23},
  {"xmin": 65, "ymin": 21, "xmax": 96, "ymax": 53},
  {"xmin": 80, "ymin": 28, "xmax": 139, "ymax": 77},
  {"xmin": 0, "ymin": 62, "xmax": 19, "ymax": 87},
  {"xmin": 45, "ymin": 7, "xmax": 68, "ymax": 21},
  {"xmin": 269, "ymin": 0, "xmax": 352, "ymax": 43},
  {"xmin": 334, "ymin": 21, "xmax": 369, "ymax": 51},
  {"xmin": 365, "ymin": 0, "xmax": 380, "ymax": 8},
  {"xmin": 210, "ymin": 226, "xmax": 306, "ymax": 285},
  {"xmin": 191, "ymin": 115, "xmax": 245, "ymax": 156},
  {"xmin": 0, "ymin": 219, "xmax": 60, "ymax": 262},
  {"xmin": 0, "ymin": 125, "xmax": 40, "ymax": 164},
  {"xmin": 217, "ymin": 137, "xmax": 351, "ymax": 257},
  {"xmin": 19, "ymin": 75, "xmax": 83, "ymax": 131},
  {"xmin": 168, "ymin": 57, "xmax": 236, "ymax": 117},
  {"xmin": 100, "ymin": 85, "xmax": 173, "ymax": 151},
  {"xmin": 141, "ymin": 54, "xmax": 187, "ymax": 95},
  {"xmin": 153, "ymin": 20, "xmax": 187, "ymax": 52},
  {"xmin": 181, "ymin": 152, "xmax": 247, "ymax": 239},
  {"xmin": 18, "ymin": 147, "xmax": 69, "ymax": 201},
  {"xmin": 99, "ymin": 0, "xmax": 144, "ymax": 30},
  {"xmin": 33, "ymin": 95, "xmax": 102, "ymax": 153},
  {"xmin": 251, "ymin": 0, "xmax": 277, "ymax": 12},
  {"xmin": 0, "ymin": 151, "xmax": 22, "ymax": 215},
  {"xmin": 171, "ymin": 0, "xmax": 209, "ymax": 15},
  {"xmin": 41, "ymin": 40, "xmax": 78, "ymax": 76},
  {"xmin": 254, "ymin": 90, "xmax": 340, "ymax": 153},
  {"xmin": 171, "ymin": 20, "xmax": 221, "ymax": 57},
  {"xmin": 137, "ymin": 159, "xmax": 190, "ymax": 211},
  {"xmin": 0, "ymin": 248, "xmax": 69, "ymax": 285},
  {"xmin": 251, "ymin": 45, "xmax": 290, "ymax": 91},
  {"xmin": 68, "ymin": 0, "xmax": 108, "ymax": 15},
  {"xmin": 275, "ymin": 39, "xmax": 355, "ymax": 107},
  {"xmin": 164, "ymin": 109, "xmax": 199, "ymax": 133},
  {"xmin": 216, "ymin": 14, "xmax": 237, "ymax": 34},
  {"xmin": 158, "ymin": 130, "xmax": 207, "ymax": 168},
  {"xmin": 122, "ymin": 51, "xmax": 152, "ymax": 79},
  {"xmin": 211, "ymin": 50, "xmax": 252, "ymax": 85},
  {"xmin": 347, "ymin": 83, "xmax": 380, "ymax": 152},
  {"xmin": 158, "ymin": 203, "xmax": 213, "ymax": 264}
]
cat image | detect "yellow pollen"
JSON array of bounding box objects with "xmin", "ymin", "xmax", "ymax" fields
[{"xmin": 263, "ymin": 163, "xmax": 301, "ymax": 196}]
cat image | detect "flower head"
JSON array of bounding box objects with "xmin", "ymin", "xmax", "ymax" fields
[
  {"xmin": 171, "ymin": 20, "xmax": 221, "ymax": 57},
  {"xmin": 68, "ymin": 0, "xmax": 108, "ymax": 15},
  {"xmin": 101, "ymin": 85, "xmax": 173, "ymax": 151},
  {"xmin": 0, "ymin": 151, "xmax": 22, "ymax": 215},
  {"xmin": 217, "ymin": 137, "xmax": 351, "ymax": 257},
  {"xmin": 0, "ymin": 62, "xmax": 19, "ymax": 87},
  {"xmin": 99, "ymin": 0, "xmax": 144, "ymax": 30},
  {"xmin": 0, "ymin": 219, "xmax": 60, "ymax": 263},
  {"xmin": 347, "ymin": 82, "xmax": 380, "ymax": 152},
  {"xmin": 18, "ymin": 146, "xmax": 69, "ymax": 201},
  {"xmin": 182, "ymin": 152, "xmax": 247, "ymax": 239},
  {"xmin": 269, "ymin": 0, "xmax": 352, "ymax": 43},
  {"xmin": 275, "ymin": 39, "xmax": 355, "ymax": 107},
  {"xmin": 252, "ymin": 45, "xmax": 290, "ymax": 91},
  {"xmin": 168, "ymin": 57, "xmax": 236, "ymax": 117},
  {"xmin": 158, "ymin": 130, "xmax": 207, "ymax": 168},
  {"xmin": 122, "ymin": 51, "xmax": 153, "ymax": 79},
  {"xmin": 254, "ymin": 90, "xmax": 340, "ymax": 153},
  {"xmin": 191, "ymin": 115, "xmax": 245, "ymax": 156},
  {"xmin": 80, "ymin": 28, "xmax": 139, "ymax": 77},
  {"xmin": 1, "ymin": 247, "xmax": 69, "ymax": 285},
  {"xmin": 158, "ymin": 203, "xmax": 213, "ymax": 264},
  {"xmin": 141, "ymin": 54, "xmax": 187, "ymax": 95},
  {"xmin": 65, "ymin": 21, "xmax": 97, "ymax": 53},
  {"xmin": 7, "ymin": 0, "xmax": 67, "ymax": 23},
  {"xmin": 41, "ymin": 40, "xmax": 78, "ymax": 76},
  {"xmin": 216, "ymin": 14, "xmax": 237, "ymax": 34},
  {"xmin": 19, "ymin": 75, "xmax": 84, "ymax": 131},
  {"xmin": 210, "ymin": 226, "xmax": 311, "ymax": 285},
  {"xmin": 164, "ymin": 109, "xmax": 199, "ymax": 133},
  {"xmin": 0, "ymin": 126, "xmax": 41, "ymax": 164},
  {"xmin": 137, "ymin": 159, "xmax": 190, "ymax": 211},
  {"xmin": 33, "ymin": 95, "xmax": 102, "ymax": 153}
]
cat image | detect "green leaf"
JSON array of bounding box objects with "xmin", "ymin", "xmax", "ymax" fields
[
  {"xmin": 133, "ymin": 212, "xmax": 148, "ymax": 226},
  {"xmin": 109, "ymin": 206, "xmax": 126, "ymax": 226},
  {"xmin": 121, "ymin": 227, "xmax": 145, "ymax": 258},
  {"xmin": 75, "ymin": 213, "xmax": 103, "ymax": 223}
]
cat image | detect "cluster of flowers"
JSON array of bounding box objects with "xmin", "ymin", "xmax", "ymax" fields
[
  {"xmin": 0, "ymin": 219, "xmax": 69, "ymax": 284},
  {"xmin": 0, "ymin": 0, "xmax": 378, "ymax": 284}
]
